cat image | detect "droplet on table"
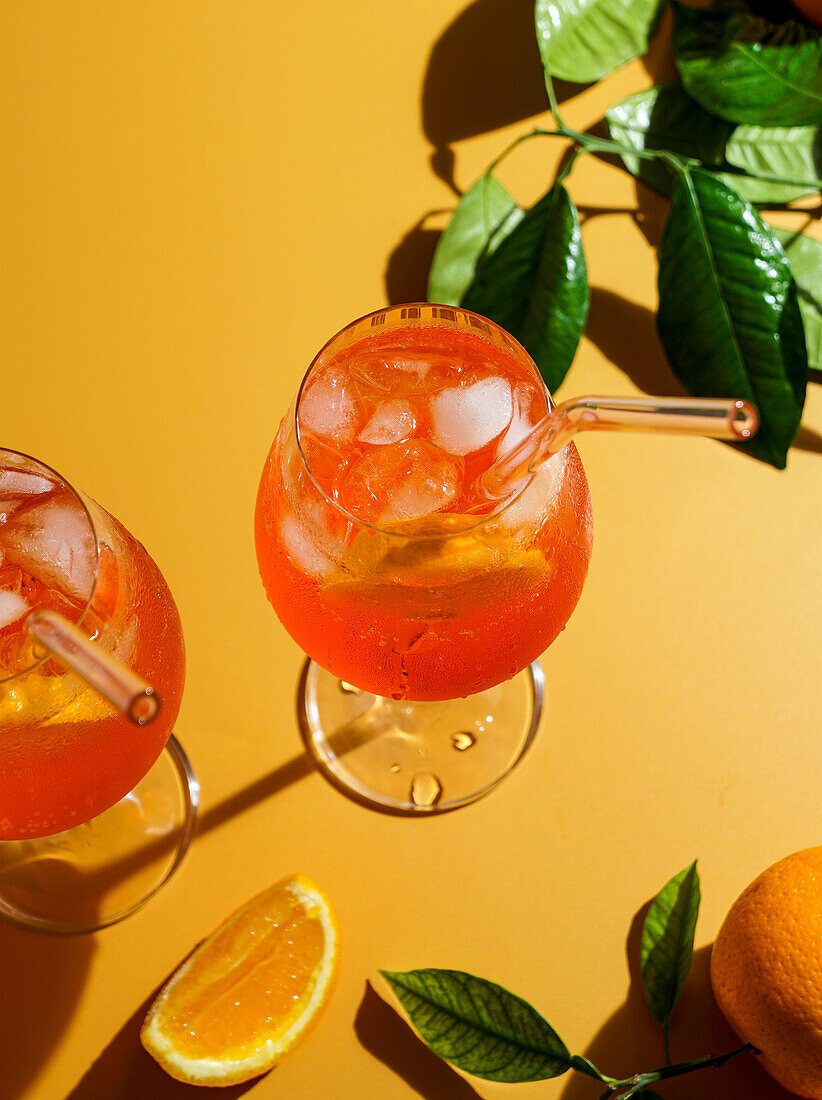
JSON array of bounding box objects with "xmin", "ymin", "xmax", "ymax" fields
[{"xmin": 410, "ymin": 772, "xmax": 442, "ymax": 808}]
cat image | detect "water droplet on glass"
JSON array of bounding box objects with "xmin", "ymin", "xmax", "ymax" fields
[
  {"xmin": 451, "ymin": 731, "xmax": 476, "ymax": 751},
  {"xmin": 339, "ymin": 681, "xmax": 360, "ymax": 694},
  {"xmin": 410, "ymin": 772, "xmax": 442, "ymax": 808},
  {"xmin": 390, "ymin": 763, "xmax": 401, "ymax": 773}
]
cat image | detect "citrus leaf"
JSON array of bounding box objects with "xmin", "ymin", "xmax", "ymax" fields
[
  {"xmin": 380, "ymin": 969, "xmax": 571, "ymax": 1082},
  {"xmin": 773, "ymin": 228, "xmax": 822, "ymax": 374},
  {"xmin": 535, "ymin": 0, "xmax": 667, "ymax": 84},
  {"xmin": 673, "ymin": 0, "xmax": 822, "ymax": 126},
  {"xmin": 606, "ymin": 83, "xmax": 820, "ymax": 203},
  {"xmin": 427, "ymin": 174, "xmax": 523, "ymax": 307},
  {"xmin": 640, "ymin": 861, "xmax": 701, "ymax": 1028},
  {"xmin": 570, "ymin": 1054, "xmax": 609, "ymax": 1080},
  {"xmin": 462, "ymin": 182, "xmax": 588, "ymax": 393},
  {"xmin": 724, "ymin": 123, "xmax": 822, "ymax": 204},
  {"xmin": 656, "ymin": 169, "xmax": 807, "ymax": 468},
  {"xmin": 606, "ymin": 83, "xmax": 733, "ymax": 198}
]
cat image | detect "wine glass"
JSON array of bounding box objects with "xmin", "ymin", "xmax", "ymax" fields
[
  {"xmin": 0, "ymin": 449, "xmax": 198, "ymax": 931},
  {"xmin": 255, "ymin": 304, "xmax": 593, "ymax": 813},
  {"xmin": 255, "ymin": 305, "xmax": 756, "ymax": 814}
]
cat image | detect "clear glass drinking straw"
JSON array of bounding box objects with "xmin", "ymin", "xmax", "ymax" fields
[
  {"xmin": 24, "ymin": 609, "xmax": 161, "ymax": 724},
  {"xmin": 481, "ymin": 395, "xmax": 759, "ymax": 498}
]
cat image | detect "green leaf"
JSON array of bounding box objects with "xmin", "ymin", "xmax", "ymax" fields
[
  {"xmin": 606, "ymin": 83, "xmax": 734, "ymax": 198},
  {"xmin": 724, "ymin": 123, "xmax": 822, "ymax": 204},
  {"xmin": 462, "ymin": 182, "xmax": 588, "ymax": 393},
  {"xmin": 427, "ymin": 174, "xmax": 523, "ymax": 307},
  {"xmin": 640, "ymin": 861, "xmax": 701, "ymax": 1028},
  {"xmin": 380, "ymin": 968, "xmax": 571, "ymax": 1083},
  {"xmin": 656, "ymin": 169, "xmax": 807, "ymax": 468},
  {"xmin": 606, "ymin": 83, "xmax": 821, "ymax": 203},
  {"xmin": 772, "ymin": 228, "xmax": 822, "ymax": 374},
  {"xmin": 673, "ymin": 0, "xmax": 822, "ymax": 126},
  {"xmin": 570, "ymin": 1054, "xmax": 609, "ymax": 1081},
  {"xmin": 535, "ymin": 0, "xmax": 667, "ymax": 84}
]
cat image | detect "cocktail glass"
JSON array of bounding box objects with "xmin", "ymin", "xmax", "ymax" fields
[
  {"xmin": 255, "ymin": 304, "xmax": 754, "ymax": 815},
  {"xmin": 0, "ymin": 450, "xmax": 198, "ymax": 932}
]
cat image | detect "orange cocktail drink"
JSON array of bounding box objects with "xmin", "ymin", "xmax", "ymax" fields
[
  {"xmin": 256, "ymin": 305, "xmax": 592, "ymax": 704},
  {"xmin": 0, "ymin": 451, "xmax": 185, "ymax": 842}
]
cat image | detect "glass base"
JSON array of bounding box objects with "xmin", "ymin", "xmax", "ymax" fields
[
  {"xmin": 0, "ymin": 737, "xmax": 199, "ymax": 934},
  {"xmin": 299, "ymin": 660, "xmax": 543, "ymax": 814}
]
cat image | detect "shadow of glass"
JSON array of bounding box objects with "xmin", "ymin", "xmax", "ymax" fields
[
  {"xmin": 354, "ymin": 982, "xmax": 481, "ymax": 1099},
  {"xmin": 559, "ymin": 905, "xmax": 794, "ymax": 1100},
  {"xmin": 65, "ymin": 986, "xmax": 259, "ymax": 1099},
  {"xmin": 0, "ymin": 919, "xmax": 95, "ymax": 1099}
]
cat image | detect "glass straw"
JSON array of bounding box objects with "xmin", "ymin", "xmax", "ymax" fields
[
  {"xmin": 25, "ymin": 609, "xmax": 161, "ymax": 725},
  {"xmin": 481, "ymin": 395, "xmax": 759, "ymax": 499}
]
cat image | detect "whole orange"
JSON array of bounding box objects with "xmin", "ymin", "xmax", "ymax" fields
[
  {"xmin": 711, "ymin": 846, "xmax": 822, "ymax": 1098},
  {"xmin": 789, "ymin": 0, "xmax": 822, "ymax": 26}
]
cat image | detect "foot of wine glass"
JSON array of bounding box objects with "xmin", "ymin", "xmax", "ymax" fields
[{"xmin": 299, "ymin": 660, "xmax": 544, "ymax": 814}]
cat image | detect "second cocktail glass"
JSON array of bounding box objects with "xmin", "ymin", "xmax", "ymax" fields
[
  {"xmin": 0, "ymin": 450, "xmax": 197, "ymax": 931},
  {"xmin": 256, "ymin": 304, "xmax": 593, "ymax": 813}
]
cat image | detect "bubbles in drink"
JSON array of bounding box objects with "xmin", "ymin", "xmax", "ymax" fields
[
  {"xmin": 339, "ymin": 440, "xmax": 459, "ymax": 526},
  {"xmin": 429, "ymin": 376, "xmax": 513, "ymax": 456},
  {"xmin": 358, "ymin": 400, "xmax": 416, "ymax": 446}
]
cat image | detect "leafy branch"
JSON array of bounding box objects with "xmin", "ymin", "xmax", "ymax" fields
[
  {"xmin": 381, "ymin": 862, "xmax": 759, "ymax": 1097},
  {"xmin": 426, "ymin": 0, "xmax": 822, "ymax": 468}
]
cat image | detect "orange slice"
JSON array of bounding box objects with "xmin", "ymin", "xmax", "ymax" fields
[{"xmin": 140, "ymin": 874, "xmax": 340, "ymax": 1086}]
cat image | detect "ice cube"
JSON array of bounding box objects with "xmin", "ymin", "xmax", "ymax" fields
[
  {"xmin": 279, "ymin": 513, "xmax": 332, "ymax": 578},
  {"xmin": 429, "ymin": 376, "xmax": 513, "ymax": 456},
  {"xmin": 350, "ymin": 354, "xmax": 433, "ymax": 397},
  {"xmin": 358, "ymin": 400, "xmax": 416, "ymax": 446},
  {"xmin": 498, "ymin": 384, "xmax": 539, "ymax": 455},
  {"xmin": 0, "ymin": 492, "xmax": 96, "ymax": 601},
  {"xmin": 299, "ymin": 369, "xmax": 359, "ymax": 444},
  {"xmin": 299, "ymin": 431, "xmax": 352, "ymax": 501},
  {"xmin": 339, "ymin": 440, "xmax": 460, "ymax": 525},
  {"xmin": 0, "ymin": 467, "xmax": 54, "ymax": 521},
  {"xmin": 497, "ymin": 449, "xmax": 567, "ymax": 531},
  {"xmin": 0, "ymin": 469, "xmax": 54, "ymax": 498},
  {"xmin": 0, "ymin": 589, "xmax": 28, "ymax": 631}
]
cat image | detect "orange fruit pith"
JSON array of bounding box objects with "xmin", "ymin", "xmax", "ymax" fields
[
  {"xmin": 710, "ymin": 846, "xmax": 822, "ymax": 1099},
  {"xmin": 141, "ymin": 874, "xmax": 340, "ymax": 1086}
]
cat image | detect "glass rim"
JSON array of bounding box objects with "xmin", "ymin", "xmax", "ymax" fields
[
  {"xmin": 293, "ymin": 303, "xmax": 555, "ymax": 539},
  {"xmin": 0, "ymin": 448, "xmax": 101, "ymax": 683}
]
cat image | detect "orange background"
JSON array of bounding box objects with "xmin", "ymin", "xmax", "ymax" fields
[{"xmin": 2, "ymin": 2, "xmax": 821, "ymax": 1098}]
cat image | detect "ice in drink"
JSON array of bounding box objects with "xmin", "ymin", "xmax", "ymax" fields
[
  {"xmin": 256, "ymin": 308, "xmax": 592, "ymax": 701},
  {"xmin": 0, "ymin": 456, "xmax": 185, "ymax": 840}
]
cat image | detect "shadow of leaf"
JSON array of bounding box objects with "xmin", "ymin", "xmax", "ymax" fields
[
  {"xmin": 385, "ymin": 217, "xmax": 446, "ymax": 306},
  {"xmin": 560, "ymin": 904, "xmax": 795, "ymax": 1100},
  {"xmin": 354, "ymin": 982, "xmax": 481, "ymax": 1099},
  {"xmin": 586, "ymin": 286, "xmax": 687, "ymax": 397},
  {"xmin": 0, "ymin": 920, "xmax": 95, "ymax": 1099},
  {"xmin": 421, "ymin": 0, "xmax": 549, "ymax": 150}
]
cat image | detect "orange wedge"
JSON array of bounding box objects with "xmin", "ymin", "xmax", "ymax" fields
[{"xmin": 140, "ymin": 874, "xmax": 340, "ymax": 1086}]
